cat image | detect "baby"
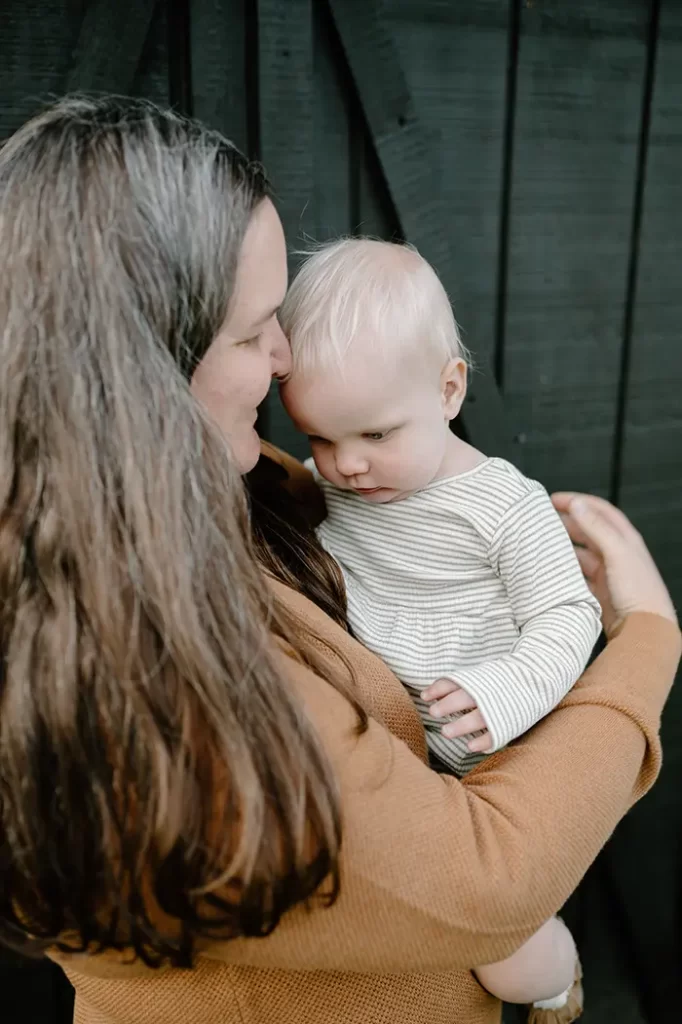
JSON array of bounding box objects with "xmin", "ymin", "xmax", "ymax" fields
[{"xmin": 279, "ymin": 238, "xmax": 601, "ymax": 1024}]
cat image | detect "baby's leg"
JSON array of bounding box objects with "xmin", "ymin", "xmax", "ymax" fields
[{"xmin": 474, "ymin": 916, "xmax": 577, "ymax": 1006}]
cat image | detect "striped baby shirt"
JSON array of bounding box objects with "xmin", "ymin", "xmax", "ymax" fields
[{"xmin": 310, "ymin": 457, "xmax": 602, "ymax": 776}]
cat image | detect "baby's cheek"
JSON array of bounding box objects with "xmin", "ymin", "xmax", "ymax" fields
[
  {"xmin": 398, "ymin": 446, "xmax": 435, "ymax": 488},
  {"xmin": 313, "ymin": 450, "xmax": 337, "ymax": 485},
  {"xmin": 393, "ymin": 455, "xmax": 420, "ymax": 486}
]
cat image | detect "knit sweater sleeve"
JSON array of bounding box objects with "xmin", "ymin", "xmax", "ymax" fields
[{"xmin": 206, "ymin": 612, "xmax": 680, "ymax": 975}]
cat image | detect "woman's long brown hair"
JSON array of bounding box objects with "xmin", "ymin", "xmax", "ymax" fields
[{"xmin": 0, "ymin": 96, "xmax": 363, "ymax": 968}]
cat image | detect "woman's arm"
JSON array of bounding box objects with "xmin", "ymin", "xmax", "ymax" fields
[{"xmin": 207, "ymin": 610, "xmax": 679, "ymax": 975}]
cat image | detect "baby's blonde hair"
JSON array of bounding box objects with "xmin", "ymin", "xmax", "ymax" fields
[{"xmin": 280, "ymin": 237, "xmax": 468, "ymax": 375}]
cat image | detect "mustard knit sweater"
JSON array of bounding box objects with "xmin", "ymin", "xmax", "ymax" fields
[{"xmin": 52, "ymin": 451, "xmax": 682, "ymax": 1024}]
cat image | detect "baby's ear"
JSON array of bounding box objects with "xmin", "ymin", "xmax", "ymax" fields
[{"xmin": 441, "ymin": 358, "xmax": 467, "ymax": 420}]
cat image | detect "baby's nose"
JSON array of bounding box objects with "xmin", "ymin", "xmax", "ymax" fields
[{"xmin": 335, "ymin": 451, "xmax": 369, "ymax": 478}]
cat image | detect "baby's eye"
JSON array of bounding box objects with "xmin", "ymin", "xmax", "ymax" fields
[{"xmin": 363, "ymin": 431, "xmax": 388, "ymax": 441}]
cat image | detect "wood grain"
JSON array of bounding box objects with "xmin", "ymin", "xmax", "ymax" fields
[
  {"xmin": 597, "ymin": 6, "xmax": 682, "ymax": 1023},
  {"xmin": 0, "ymin": 0, "xmax": 84, "ymax": 139},
  {"xmin": 617, "ymin": 1, "xmax": 682, "ymax": 604},
  {"xmin": 190, "ymin": 0, "xmax": 248, "ymax": 151},
  {"xmin": 257, "ymin": 0, "xmax": 315, "ymax": 458},
  {"xmin": 387, "ymin": 0, "xmax": 511, "ymax": 369},
  {"xmin": 502, "ymin": 0, "xmax": 650, "ymax": 494},
  {"xmin": 66, "ymin": 0, "xmax": 157, "ymax": 93},
  {"xmin": 328, "ymin": 0, "xmax": 514, "ymax": 458}
]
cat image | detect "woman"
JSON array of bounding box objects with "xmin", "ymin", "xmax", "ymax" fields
[{"xmin": 0, "ymin": 97, "xmax": 678, "ymax": 1024}]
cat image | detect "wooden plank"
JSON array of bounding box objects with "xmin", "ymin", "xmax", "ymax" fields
[
  {"xmin": 617, "ymin": 1, "xmax": 682, "ymax": 604},
  {"xmin": 312, "ymin": 4, "xmax": 401, "ymax": 252},
  {"xmin": 257, "ymin": 0, "xmax": 315, "ymax": 254},
  {"xmin": 134, "ymin": 0, "xmax": 170, "ymax": 106},
  {"xmin": 501, "ymin": 0, "xmax": 650, "ymax": 494},
  {"xmin": 66, "ymin": 0, "xmax": 158, "ymax": 94},
  {"xmin": 355, "ymin": 130, "xmax": 401, "ymax": 240},
  {"xmin": 167, "ymin": 0, "xmax": 191, "ymax": 113},
  {"xmin": 598, "ymin": 6, "xmax": 682, "ymax": 1021},
  {"xmin": 312, "ymin": 0, "xmax": 353, "ymax": 241},
  {"xmin": 385, "ymin": 0, "xmax": 512, "ymax": 369},
  {"xmin": 327, "ymin": 0, "xmax": 514, "ymax": 460},
  {"xmin": 0, "ymin": 0, "xmax": 85, "ymax": 140},
  {"xmin": 256, "ymin": 0, "xmax": 314, "ymax": 459},
  {"xmin": 189, "ymin": 0, "xmax": 248, "ymax": 151},
  {"xmin": 0, "ymin": 0, "xmax": 167, "ymax": 134}
]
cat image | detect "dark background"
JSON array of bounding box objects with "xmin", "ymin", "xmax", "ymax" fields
[{"xmin": 1, "ymin": 1, "xmax": 681, "ymax": 1022}]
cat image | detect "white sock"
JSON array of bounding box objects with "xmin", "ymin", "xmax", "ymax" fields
[{"xmin": 533, "ymin": 985, "xmax": 571, "ymax": 1010}]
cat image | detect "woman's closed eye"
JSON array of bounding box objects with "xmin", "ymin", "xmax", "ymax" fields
[{"xmin": 237, "ymin": 333, "xmax": 262, "ymax": 347}]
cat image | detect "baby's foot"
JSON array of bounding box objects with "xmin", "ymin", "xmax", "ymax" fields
[{"xmin": 526, "ymin": 957, "xmax": 583, "ymax": 1024}]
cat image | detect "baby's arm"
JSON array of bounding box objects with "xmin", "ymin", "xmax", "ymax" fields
[
  {"xmin": 430, "ymin": 487, "xmax": 602, "ymax": 752},
  {"xmin": 475, "ymin": 916, "xmax": 577, "ymax": 1006}
]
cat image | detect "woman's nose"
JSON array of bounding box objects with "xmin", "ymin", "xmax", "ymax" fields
[{"xmin": 270, "ymin": 320, "xmax": 292, "ymax": 380}]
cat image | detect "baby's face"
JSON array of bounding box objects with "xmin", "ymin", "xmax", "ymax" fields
[{"xmin": 281, "ymin": 351, "xmax": 455, "ymax": 503}]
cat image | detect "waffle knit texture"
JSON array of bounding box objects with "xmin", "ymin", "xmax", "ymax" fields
[{"xmin": 51, "ymin": 446, "xmax": 681, "ymax": 1024}]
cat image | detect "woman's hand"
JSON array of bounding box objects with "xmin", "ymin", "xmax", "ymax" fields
[{"xmin": 551, "ymin": 492, "xmax": 677, "ymax": 637}]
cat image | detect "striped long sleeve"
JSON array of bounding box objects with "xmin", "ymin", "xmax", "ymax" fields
[{"xmin": 449, "ymin": 488, "xmax": 602, "ymax": 752}]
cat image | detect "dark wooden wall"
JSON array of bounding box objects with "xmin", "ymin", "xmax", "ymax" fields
[{"xmin": 1, "ymin": 2, "xmax": 681, "ymax": 1023}]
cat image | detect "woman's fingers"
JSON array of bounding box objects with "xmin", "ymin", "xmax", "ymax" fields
[
  {"xmin": 553, "ymin": 495, "xmax": 615, "ymax": 555},
  {"xmin": 553, "ymin": 493, "xmax": 642, "ymax": 549},
  {"xmin": 553, "ymin": 491, "xmax": 677, "ymax": 632},
  {"xmin": 575, "ymin": 545, "xmax": 602, "ymax": 580}
]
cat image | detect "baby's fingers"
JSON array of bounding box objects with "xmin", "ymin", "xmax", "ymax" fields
[
  {"xmin": 467, "ymin": 731, "xmax": 493, "ymax": 754},
  {"xmin": 442, "ymin": 709, "xmax": 487, "ymax": 740},
  {"xmin": 422, "ymin": 677, "xmax": 460, "ymax": 702},
  {"xmin": 428, "ymin": 688, "xmax": 478, "ymax": 719}
]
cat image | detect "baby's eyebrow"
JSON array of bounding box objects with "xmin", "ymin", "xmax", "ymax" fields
[{"xmin": 361, "ymin": 423, "xmax": 398, "ymax": 434}]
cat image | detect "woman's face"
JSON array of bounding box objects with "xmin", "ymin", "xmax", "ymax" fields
[{"xmin": 191, "ymin": 198, "xmax": 290, "ymax": 473}]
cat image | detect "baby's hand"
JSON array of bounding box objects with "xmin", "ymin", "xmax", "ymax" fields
[{"xmin": 422, "ymin": 678, "xmax": 492, "ymax": 753}]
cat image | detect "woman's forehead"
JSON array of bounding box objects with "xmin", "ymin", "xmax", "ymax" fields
[{"xmin": 230, "ymin": 199, "xmax": 288, "ymax": 331}]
